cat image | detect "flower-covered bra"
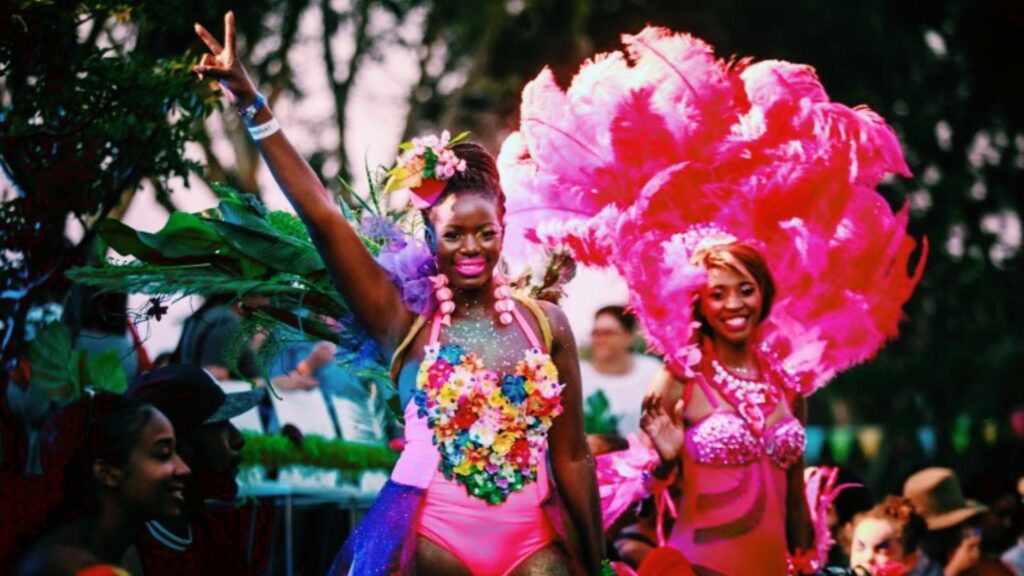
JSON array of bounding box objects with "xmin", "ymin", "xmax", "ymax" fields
[{"xmin": 412, "ymin": 302, "xmax": 565, "ymax": 504}]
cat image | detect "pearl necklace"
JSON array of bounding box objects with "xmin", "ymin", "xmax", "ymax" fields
[{"xmin": 710, "ymin": 359, "xmax": 781, "ymax": 435}]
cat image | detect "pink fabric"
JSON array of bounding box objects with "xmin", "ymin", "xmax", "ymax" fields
[
  {"xmin": 392, "ymin": 397, "xmax": 558, "ymax": 574},
  {"xmin": 595, "ymin": 434, "xmax": 661, "ymax": 531},
  {"xmin": 417, "ymin": 457, "xmax": 554, "ymax": 575},
  {"xmin": 686, "ymin": 376, "xmax": 806, "ymax": 469},
  {"xmin": 665, "ymin": 365, "xmax": 804, "ymax": 574},
  {"xmin": 669, "ymin": 455, "xmax": 789, "ymax": 574},
  {"xmin": 389, "ymin": 402, "xmax": 442, "ymax": 489},
  {"xmin": 389, "ymin": 303, "xmax": 559, "ymax": 573}
]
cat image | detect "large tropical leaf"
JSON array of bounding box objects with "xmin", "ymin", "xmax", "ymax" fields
[
  {"xmin": 87, "ymin": 350, "xmax": 128, "ymax": 394},
  {"xmin": 99, "ymin": 214, "xmax": 237, "ymax": 262},
  {"xmin": 204, "ymin": 219, "xmax": 325, "ymax": 276},
  {"xmin": 27, "ymin": 322, "xmax": 75, "ymax": 400}
]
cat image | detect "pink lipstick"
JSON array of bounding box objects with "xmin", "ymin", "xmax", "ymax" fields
[{"xmin": 455, "ymin": 258, "xmax": 487, "ymax": 277}]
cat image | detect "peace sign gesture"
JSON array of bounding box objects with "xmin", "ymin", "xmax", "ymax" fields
[{"xmin": 193, "ymin": 12, "xmax": 258, "ymax": 108}]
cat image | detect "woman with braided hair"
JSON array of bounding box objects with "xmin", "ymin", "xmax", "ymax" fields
[{"xmin": 191, "ymin": 12, "xmax": 603, "ymax": 576}]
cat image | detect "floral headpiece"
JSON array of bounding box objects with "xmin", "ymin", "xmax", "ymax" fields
[{"xmin": 384, "ymin": 130, "xmax": 469, "ymax": 209}]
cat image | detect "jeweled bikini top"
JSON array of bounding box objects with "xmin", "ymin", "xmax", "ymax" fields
[
  {"xmin": 412, "ymin": 301, "xmax": 565, "ymax": 504},
  {"xmin": 684, "ymin": 366, "xmax": 805, "ymax": 469}
]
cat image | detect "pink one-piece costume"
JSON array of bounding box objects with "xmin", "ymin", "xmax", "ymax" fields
[
  {"xmin": 668, "ymin": 371, "xmax": 806, "ymax": 576},
  {"xmin": 388, "ymin": 304, "xmax": 558, "ymax": 575}
]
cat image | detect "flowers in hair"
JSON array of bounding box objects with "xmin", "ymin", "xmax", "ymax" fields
[
  {"xmin": 384, "ymin": 130, "xmax": 470, "ymax": 208},
  {"xmin": 414, "ymin": 342, "xmax": 564, "ymax": 504}
]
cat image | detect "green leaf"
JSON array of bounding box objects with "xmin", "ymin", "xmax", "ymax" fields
[
  {"xmin": 239, "ymin": 256, "xmax": 269, "ymax": 278},
  {"xmin": 99, "ymin": 215, "xmax": 232, "ymax": 261},
  {"xmin": 68, "ymin": 349, "xmax": 87, "ymax": 401},
  {"xmin": 28, "ymin": 322, "xmax": 74, "ymax": 400},
  {"xmin": 99, "ymin": 219, "xmax": 177, "ymax": 263},
  {"xmin": 448, "ymin": 131, "xmax": 471, "ymax": 146},
  {"xmin": 205, "ymin": 219, "xmax": 324, "ymax": 276},
  {"xmin": 152, "ymin": 212, "xmax": 229, "ymax": 257},
  {"xmin": 87, "ymin": 350, "xmax": 128, "ymax": 394}
]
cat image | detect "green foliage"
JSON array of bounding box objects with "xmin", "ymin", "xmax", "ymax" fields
[
  {"xmin": 26, "ymin": 321, "xmax": 128, "ymax": 400},
  {"xmin": 27, "ymin": 322, "xmax": 76, "ymax": 400},
  {"xmin": 240, "ymin": 431, "xmax": 397, "ymax": 473},
  {"xmin": 0, "ymin": 0, "xmax": 217, "ymax": 365},
  {"xmin": 68, "ymin": 185, "xmax": 349, "ymax": 334}
]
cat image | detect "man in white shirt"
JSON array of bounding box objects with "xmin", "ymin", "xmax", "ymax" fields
[{"xmin": 579, "ymin": 305, "xmax": 662, "ymax": 436}]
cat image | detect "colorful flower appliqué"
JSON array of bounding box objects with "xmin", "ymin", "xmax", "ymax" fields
[{"xmin": 414, "ymin": 343, "xmax": 564, "ymax": 504}]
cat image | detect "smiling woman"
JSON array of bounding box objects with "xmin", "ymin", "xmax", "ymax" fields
[
  {"xmin": 188, "ymin": 12, "xmax": 604, "ymax": 576},
  {"xmin": 12, "ymin": 392, "xmax": 190, "ymax": 575},
  {"xmin": 640, "ymin": 238, "xmax": 813, "ymax": 575}
]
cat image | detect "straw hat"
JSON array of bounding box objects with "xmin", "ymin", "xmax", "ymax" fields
[{"xmin": 903, "ymin": 467, "xmax": 987, "ymax": 530}]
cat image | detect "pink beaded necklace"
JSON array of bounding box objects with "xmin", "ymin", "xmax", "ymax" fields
[{"xmin": 707, "ymin": 351, "xmax": 782, "ymax": 436}]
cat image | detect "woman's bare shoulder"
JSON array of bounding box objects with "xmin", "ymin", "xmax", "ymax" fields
[{"xmin": 15, "ymin": 543, "xmax": 99, "ymax": 576}]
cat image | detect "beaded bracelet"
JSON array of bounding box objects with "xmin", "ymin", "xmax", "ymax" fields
[{"xmin": 247, "ymin": 117, "xmax": 280, "ymax": 141}]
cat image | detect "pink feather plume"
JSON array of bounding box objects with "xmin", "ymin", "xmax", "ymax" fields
[{"xmin": 500, "ymin": 27, "xmax": 925, "ymax": 393}]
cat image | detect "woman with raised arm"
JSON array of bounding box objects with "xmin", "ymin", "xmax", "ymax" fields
[{"xmin": 192, "ymin": 13, "xmax": 603, "ymax": 576}]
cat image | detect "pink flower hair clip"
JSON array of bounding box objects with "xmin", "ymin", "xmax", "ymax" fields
[{"xmin": 384, "ymin": 130, "xmax": 470, "ymax": 209}]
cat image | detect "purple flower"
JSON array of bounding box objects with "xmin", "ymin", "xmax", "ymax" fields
[
  {"xmin": 377, "ymin": 239, "xmax": 437, "ymax": 315},
  {"xmin": 360, "ymin": 214, "xmax": 404, "ymax": 246}
]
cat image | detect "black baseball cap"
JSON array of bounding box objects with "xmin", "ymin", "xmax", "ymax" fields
[{"xmin": 127, "ymin": 363, "xmax": 264, "ymax": 434}]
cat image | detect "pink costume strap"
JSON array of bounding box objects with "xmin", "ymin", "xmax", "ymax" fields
[
  {"xmin": 695, "ymin": 374, "xmax": 720, "ymax": 409},
  {"xmin": 652, "ymin": 472, "xmax": 678, "ymax": 547},
  {"xmin": 511, "ymin": 305, "xmax": 543, "ymax": 350},
  {"xmin": 683, "ymin": 378, "xmax": 695, "ymax": 406}
]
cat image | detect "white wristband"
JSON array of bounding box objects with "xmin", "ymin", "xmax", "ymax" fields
[{"xmin": 248, "ymin": 117, "xmax": 280, "ymax": 141}]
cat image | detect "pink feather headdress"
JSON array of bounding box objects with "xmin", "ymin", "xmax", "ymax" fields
[{"xmin": 499, "ymin": 27, "xmax": 926, "ymax": 393}]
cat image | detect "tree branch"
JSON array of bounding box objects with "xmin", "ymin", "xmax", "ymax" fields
[{"xmin": 322, "ymin": 0, "xmax": 373, "ymax": 185}]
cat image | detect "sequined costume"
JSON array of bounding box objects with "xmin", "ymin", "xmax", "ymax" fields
[
  {"xmin": 670, "ymin": 356, "xmax": 805, "ymax": 576},
  {"xmin": 328, "ymin": 296, "xmax": 565, "ymax": 576}
]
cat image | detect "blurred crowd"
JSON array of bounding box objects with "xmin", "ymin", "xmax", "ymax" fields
[{"xmin": 3, "ymin": 292, "xmax": 1023, "ymax": 575}]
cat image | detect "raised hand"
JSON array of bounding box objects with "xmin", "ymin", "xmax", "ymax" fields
[
  {"xmin": 272, "ymin": 372, "xmax": 320, "ymax": 392},
  {"xmin": 307, "ymin": 341, "xmax": 338, "ymax": 372},
  {"xmin": 640, "ymin": 392, "xmax": 686, "ymax": 464},
  {"xmin": 193, "ymin": 12, "xmax": 258, "ymax": 107}
]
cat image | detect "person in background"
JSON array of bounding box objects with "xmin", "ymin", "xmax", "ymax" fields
[
  {"xmin": 849, "ymin": 496, "xmax": 927, "ymax": 574},
  {"xmin": 1002, "ymin": 476, "xmax": 1024, "ymax": 574},
  {"xmin": 125, "ymin": 364, "xmax": 273, "ymax": 576},
  {"xmin": 904, "ymin": 467, "xmax": 987, "ymax": 576},
  {"xmin": 829, "ymin": 467, "xmax": 875, "ymax": 567},
  {"xmin": 176, "ymin": 295, "xmax": 261, "ymax": 382},
  {"xmin": 65, "ymin": 287, "xmax": 142, "ymax": 379},
  {"xmin": 13, "ymin": 391, "xmax": 190, "ymax": 576},
  {"xmin": 579, "ymin": 305, "xmax": 661, "ymax": 436},
  {"xmin": 267, "ymin": 338, "xmax": 391, "ymax": 443}
]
